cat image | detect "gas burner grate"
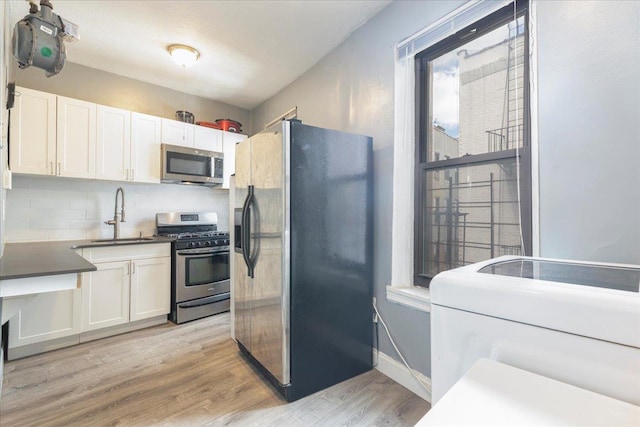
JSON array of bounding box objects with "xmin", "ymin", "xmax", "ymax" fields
[{"xmin": 158, "ymin": 231, "xmax": 229, "ymax": 240}]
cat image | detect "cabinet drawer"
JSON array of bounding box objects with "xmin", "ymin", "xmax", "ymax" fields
[{"xmin": 82, "ymin": 243, "xmax": 170, "ymax": 262}]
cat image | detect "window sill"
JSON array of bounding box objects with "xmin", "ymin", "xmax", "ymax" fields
[{"xmin": 386, "ymin": 286, "xmax": 431, "ymax": 313}]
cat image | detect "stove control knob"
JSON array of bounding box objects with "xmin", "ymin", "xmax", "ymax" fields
[
  {"xmin": 198, "ymin": 241, "xmax": 204, "ymax": 247},
  {"xmin": 205, "ymin": 241, "xmax": 212, "ymax": 246},
  {"xmin": 188, "ymin": 242, "xmax": 196, "ymax": 248},
  {"xmin": 224, "ymin": 239, "xmax": 230, "ymax": 245}
]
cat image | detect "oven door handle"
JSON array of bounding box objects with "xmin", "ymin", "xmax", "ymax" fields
[
  {"xmin": 178, "ymin": 292, "xmax": 230, "ymax": 308},
  {"xmin": 177, "ymin": 248, "xmax": 228, "ymax": 256},
  {"xmin": 242, "ymin": 185, "xmax": 255, "ymax": 278}
]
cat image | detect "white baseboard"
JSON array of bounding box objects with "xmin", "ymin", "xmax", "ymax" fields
[{"xmin": 375, "ymin": 350, "xmax": 432, "ymax": 403}]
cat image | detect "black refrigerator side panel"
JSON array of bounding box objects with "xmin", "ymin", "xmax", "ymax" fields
[{"xmin": 288, "ymin": 122, "xmax": 374, "ymax": 401}]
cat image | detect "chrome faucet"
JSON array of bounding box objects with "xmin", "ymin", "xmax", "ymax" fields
[{"xmin": 105, "ymin": 187, "xmax": 126, "ymax": 239}]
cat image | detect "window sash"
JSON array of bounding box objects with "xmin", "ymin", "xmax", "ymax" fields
[
  {"xmin": 414, "ymin": 1, "xmax": 531, "ymax": 287},
  {"xmin": 396, "ymin": 0, "xmax": 511, "ymax": 60}
]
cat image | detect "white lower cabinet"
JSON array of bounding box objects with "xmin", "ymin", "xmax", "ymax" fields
[
  {"xmin": 7, "ymin": 243, "xmax": 171, "ymax": 359},
  {"xmin": 82, "ymin": 244, "xmax": 170, "ymax": 328},
  {"xmin": 130, "ymin": 257, "xmax": 171, "ymax": 321},
  {"xmin": 81, "ymin": 260, "xmax": 131, "ymax": 331},
  {"xmin": 7, "ymin": 288, "xmax": 81, "ymax": 349}
]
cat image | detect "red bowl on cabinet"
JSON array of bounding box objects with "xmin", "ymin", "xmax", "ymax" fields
[
  {"xmin": 196, "ymin": 121, "xmax": 222, "ymax": 130},
  {"xmin": 215, "ymin": 119, "xmax": 242, "ymax": 133}
]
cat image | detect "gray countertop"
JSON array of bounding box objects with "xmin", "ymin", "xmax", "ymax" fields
[{"xmin": 0, "ymin": 237, "xmax": 172, "ymax": 281}]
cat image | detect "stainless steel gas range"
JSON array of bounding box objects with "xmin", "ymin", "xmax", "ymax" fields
[{"xmin": 156, "ymin": 212, "xmax": 230, "ymax": 324}]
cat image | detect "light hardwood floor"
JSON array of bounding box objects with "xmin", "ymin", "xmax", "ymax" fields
[{"xmin": 1, "ymin": 313, "xmax": 429, "ymax": 426}]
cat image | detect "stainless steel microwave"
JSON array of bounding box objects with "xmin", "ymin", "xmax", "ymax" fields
[{"xmin": 161, "ymin": 143, "xmax": 223, "ymax": 186}]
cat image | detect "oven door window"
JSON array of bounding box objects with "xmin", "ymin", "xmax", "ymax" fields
[
  {"xmin": 167, "ymin": 151, "xmax": 212, "ymax": 178},
  {"xmin": 185, "ymin": 253, "xmax": 229, "ymax": 286}
]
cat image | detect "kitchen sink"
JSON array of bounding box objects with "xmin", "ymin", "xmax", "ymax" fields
[{"xmin": 90, "ymin": 237, "xmax": 156, "ymax": 244}]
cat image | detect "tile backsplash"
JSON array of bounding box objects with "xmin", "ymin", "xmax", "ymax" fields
[{"xmin": 5, "ymin": 176, "xmax": 230, "ymax": 242}]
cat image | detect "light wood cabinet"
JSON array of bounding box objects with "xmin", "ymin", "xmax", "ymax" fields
[
  {"xmin": 161, "ymin": 118, "xmax": 194, "ymax": 147},
  {"xmin": 131, "ymin": 112, "xmax": 162, "ymax": 183},
  {"xmin": 96, "ymin": 105, "xmax": 131, "ymax": 181},
  {"xmin": 8, "ymin": 87, "xmax": 56, "ymax": 175},
  {"xmin": 222, "ymin": 131, "xmax": 247, "ymax": 189}
]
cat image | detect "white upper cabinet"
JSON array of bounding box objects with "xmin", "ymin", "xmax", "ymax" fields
[
  {"xmin": 222, "ymin": 131, "xmax": 247, "ymax": 189},
  {"xmin": 194, "ymin": 125, "xmax": 223, "ymax": 152},
  {"xmin": 131, "ymin": 112, "xmax": 162, "ymax": 183},
  {"xmin": 9, "ymin": 86, "xmax": 246, "ymax": 187},
  {"xmin": 96, "ymin": 105, "xmax": 131, "ymax": 181},
  {"xmin": 9, "ymin": 87, "xmax": 57, "ymax": 175},
  {"xmin": 10, "ymin": 87, "xmax": 98, "ymax": 179},
  {"xmin": 161, "ymin": 118, "xmax": 194, "ymax": 148},
  {"xmin": 56, "ymin": 96, "xmax": 97, "ymax": 179}
]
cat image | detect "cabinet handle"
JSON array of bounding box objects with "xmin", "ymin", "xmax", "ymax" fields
[
  {"xmin": 57, "ymin": 162, "xmax": 61, "ymax": 176},
  {"xmin": 131, "ymin": 169, "xmax": 135, "ymax": 181},
  {"xmin": 131, "ymin": 262, "xmax": 136, "ymax": 275},
  {"xmin": 126, "ymin": 169, "xmax": 130, "ymax": 181},
  {"xmin": 49, "ymin": 161, "xmax": 54, "ymax": 175}
]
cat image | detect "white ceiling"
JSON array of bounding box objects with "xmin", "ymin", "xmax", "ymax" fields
[{"xmin": 8, "ymin": 0, "xmax": 391, "ymax": 110}]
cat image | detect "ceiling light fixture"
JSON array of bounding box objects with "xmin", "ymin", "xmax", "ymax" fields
[{"xmin": 168, "ymin": 44, "xmax": 200, "ymax": 68}]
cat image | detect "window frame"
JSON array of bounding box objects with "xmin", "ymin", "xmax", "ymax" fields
[{"xmin": 413, "ymin": 0, "xmax": 532, "ymax": 287}]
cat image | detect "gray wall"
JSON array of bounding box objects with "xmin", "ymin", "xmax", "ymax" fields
[
  {"xmin": 13, "ymin": 62, "xmax": 251, "ymax": 133},
  {"xmin": 537, "ymin": 1, "xmax": 640, "ymax": 264},
  {"xmin": 252, "ymin": 0, "xmax": 640, "ymax": 377},
  {"xmin": 252, "ymin": 0, "xmax": 466, "ymax": 377}
]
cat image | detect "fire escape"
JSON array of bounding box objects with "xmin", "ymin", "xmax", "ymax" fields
[{"xmin": 429, "ymin": 23, "xmax": 525, "ymax": 276}]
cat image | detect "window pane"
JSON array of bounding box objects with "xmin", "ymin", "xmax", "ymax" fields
[
  {"xmin": 427, "ymin": 17, "xmax": 525, "ymax": 162},
  {"xmin": 418, "ymin": 158, "xmax": 523, "ymax": 278}
]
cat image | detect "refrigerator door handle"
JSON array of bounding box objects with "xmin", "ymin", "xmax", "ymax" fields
[{"xmin": 242, "ymin": 185, "xmax": 255, "ymax": 278}]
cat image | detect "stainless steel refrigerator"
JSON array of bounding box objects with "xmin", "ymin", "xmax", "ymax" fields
[{"xmin": 233, "ymin": 120, "xmax": 373, "ymax": 402}]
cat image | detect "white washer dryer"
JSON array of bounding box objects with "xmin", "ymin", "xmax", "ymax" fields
[{"xmin": 430, "ymin": 256, "xmax": 640, "ymax": 406}]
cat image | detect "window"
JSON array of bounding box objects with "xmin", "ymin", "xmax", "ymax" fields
[{"xmin": 414, "ymin": 1, "xmax": 531, "ymax": 287}]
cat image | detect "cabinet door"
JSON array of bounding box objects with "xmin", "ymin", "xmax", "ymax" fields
[
  {"xmin": 9, "ymin": 86, "xmax": 56, "ymax": 175},
  {"xmin": 7, "ymin": 289, "xmax": 82, "ymax": 348},
  {"xmin": 161, "ymin": 118, "xmax": 194, "ymax": 147},
  {"xmin": 194, "ymin": 125, "xmax": 223, "ymax": 152},
  {"xmin": 131, "ymin": 112, "xmax": 161, "ymax": 183},
  {"xmin": 130, "ymin": 257, "xmax": 171, "ymax": 321},
  {"xmin": 96, "ymin": 105, "xmax": 131, "ymax": 181},
  {"xmin": 57, "ymin": 96, "xmax": 97, "ymax": 178},
  {"xmin": 222, "ymin": 131, "xmax": 247, "ymax": 189},
  {"xmin": 81, "ymin": 261, "xmax": 130, "ymax": 331}
]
